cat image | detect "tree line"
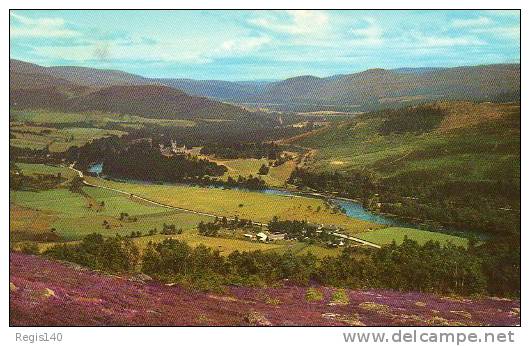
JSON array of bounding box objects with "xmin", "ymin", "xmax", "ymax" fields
[
  {"xmin": 41, "ymin": 232, "xmax": 519, "ymax": 297},
  {"xmin": 200, "ymin": 142, "xmax": 281, "ymax": 160}
]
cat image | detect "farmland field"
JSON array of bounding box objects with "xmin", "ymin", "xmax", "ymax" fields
[
  {"xmin": 14, "ymin": 163, "xmax": 77, "ymax": 181},
  {"xmin": 131, "ymin": 230, "xmax": 285, "ymax": 256},
  {"xmin": 84, "ymin": 176, "xmax": 382, "ymax": 233},
  {"xmin": 10, "ymin": 185, "xmax": 340, "ymax": 258},
  {"xmin": 10, "ymin": 163, "xmax": 343, "ymax": 255},
  {"xmin": 10, "ymin": 110, "xmax": 196, "ymax": 127},
  {"xmin": 206, "ymin": 157, "xmax": 297, "ymax": 187},
  {"xmin": 10, "ymin": 123, "xmax": 126, "ymax": 152},
  {"xmin": 10, "ymin": 186, "xmax": 212, "ymax": 240},
  {"xmin": 356, "ymin": 227, "xmax": 469, "ymax": 247}
]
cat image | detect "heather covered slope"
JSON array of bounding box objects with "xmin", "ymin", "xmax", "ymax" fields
[{"xmin": 9, "ymin": 253, "xmax": 520, "ymax": 326}]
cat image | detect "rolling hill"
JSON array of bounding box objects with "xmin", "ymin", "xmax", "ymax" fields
[
  {"xmin": 10, "ymin": 60, "xmax": 250, "ymax": 120},
  {"xmin": 11, "ymin": 59, "xmax": 153, "ymax": 87},
  {"xmin": 287, "ymin": 101, "xmax": 520, "ymax": 235},
  {"xmin": 153, "ymin": 78, "xmax": 266, "ymax": 101},
  {"xmin": 258, "ymin": 65, "xmax": 520, "ymax": 106},
  {"xmin": 66, "ymin": 85, "xmax": 250, "ymax": 120},
  {"xmin": 154, "ymin": 65, "xmax": 520, "ymax": 108},
  {"xmin": 11, "ymin": 59, "xmax": 520, "ymax": 112},
  {"xmin": 10, "ymin": 60, "xmax": 82, "ymax": 91}
]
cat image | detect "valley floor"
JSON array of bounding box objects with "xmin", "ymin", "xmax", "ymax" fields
[{"xmin": 10, "ymin": 252, "xmax": 519, "ymax": 326}]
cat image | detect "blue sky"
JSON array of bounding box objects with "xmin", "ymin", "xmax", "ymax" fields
[{"xmin": 10, "ymin": 10, "xmax": 520, "ymax": 80}]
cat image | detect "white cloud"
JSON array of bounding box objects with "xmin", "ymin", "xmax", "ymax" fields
[
  {"xmin": 471, "ymin": 26, "xmax": 520, "ymax": 40},
  {"xmin": 349, "ymin": 18, "xmax": 383, "ymax": 46},
  {"xmin": 10, "ymin": 11, "xmax": 80, "ymax": 38},
  {"xmin": 249, "ymin": 10, "xmax": 329, "ymax": 35},
  {"xmin": 410, "ymin": 32, "xmax": 486, "ymax": 48},
  {"xmin": 451, "ymin": 16, "xmax": 493, "ymax": 28},
  {"xmin": 25, "ymin": 25, "xmax": 269, "ymax": 65},
  {"xmin": 217, "ymin": 36, "xmax": 271, "ymax": 54}
]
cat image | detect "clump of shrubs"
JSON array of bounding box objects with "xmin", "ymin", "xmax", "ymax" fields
[
  {"xmin": 305, "ymin": 287, "xmax": 324, "ymax": 302},
  {"xmin": 44, "ymin": 233, "xmax": 139, "ymax": 272}
]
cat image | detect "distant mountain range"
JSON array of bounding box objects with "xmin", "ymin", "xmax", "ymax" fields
[
  {"xmin": 10, "ymin": 59, "xmax": 520, "ymax": 115},
  {"xmin": 9, "ymin": 60, "xmax": 249, "ymax": 120}
]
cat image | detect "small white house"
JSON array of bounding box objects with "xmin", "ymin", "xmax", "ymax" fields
[{"xmin": 256, "ymin": 232, "xmax": 268, "ymax": 242}]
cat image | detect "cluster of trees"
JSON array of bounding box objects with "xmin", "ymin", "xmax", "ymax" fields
[
  {"xmin": 199, "ymin": 142, "xmax": 281, "ymax": 160},
  {"xmin": 62, "ymin": 136, "xmax": 273, "ymax": 190},
  {"xmin": 197, "ymin": 221, "xmax": 221, "ymax": 237},
  {"xmin": 225, "ymin": 175, "xmax": 267, "ymax": 190},
  {"xmin": 160, "ymin": 223, "xmax": 183, "ymax": 235},
  {"xmin": 119, "ymin": 212, "xmax": 138, "ymax": 222},
  {"xmin": 198, "ymin": 218, "xmax": 255, "ymax": 237},
  {"xmin": 271, "ymin": 154, "xmax": 292, "ymax": 167},
  {"xmin": 288, "ymin": 167, "xmax": 376, "ymax": 200},
  {"xmin": 10, "ymin": 166, "xmax": 65, "ymax": 191},
  {"xmin": 102, "ymin": 141, "xmax": 227, "ymax": 182},
  {"xmin": 44, "ymin": 233, "xmax": 140, "ymax": 272},
  {"xmin": 63, "ymin": 136, "xmax": 227, "ymax": 182},
  {"xmin": 142, "ymin": 239, "xmax": 317, "ymax": 289},
  {"xmin": 257, "ymin": 164, "xmax": 269, "ymax": 175},
  {"xmin": 43, "ymin": 233, "xmax": 520, "ymax": 297},
  {"xmin": 288, "ymin": 167, "xmax": 520, "ymax": 237},
  {"xmin": 376, "ymin": 105, "xmax": 447, "ymax": 135},
  {"xmin": 9, "ymin": 145, "xmax": 59, "ymax": 164}
]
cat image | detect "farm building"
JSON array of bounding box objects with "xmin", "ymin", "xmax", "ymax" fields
[
  {"xmin": 267, "ymin": 233, "xmax": 286, "ymax": 241},
  {"xmin": 243, "ymin": 234, "xmax": 254, "ymax": 240}
]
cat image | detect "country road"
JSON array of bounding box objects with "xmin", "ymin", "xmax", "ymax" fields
[{"xmin": 67, "ymin": 164, "xmax": 381, "ymax": 248}]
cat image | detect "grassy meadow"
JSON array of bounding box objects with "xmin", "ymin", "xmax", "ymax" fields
[
  {"xmin": 208, "ymin": 157, "xmax": 297, "ymax": 187},
  {"xmin": 84, "ymin": 176, "xmax": 382, "ymax": 233},
  {"xmin": 15, "ymin": 163, "xmax": 78, "ymax": 181},
  {"xmin": 9, "ymin": 109, "xmax": 197, "ymax": 152},
  {"xmin": 10, "ymin": 123, "xmax": 126, "ymax": 152},
  {"xmin": 356, "ymin": 227, "xmax": 468, "ymax": 247},
  {"xmin": 131, "ymin": 230, "xmax": 285, "ymax": 256},
  {"xmin": 10, "ymin": 185, "xmax": 212, "ymax": 240},
  {"xmin": 10, "ymin": 109, "xmax": 196, "ymax": 127}
]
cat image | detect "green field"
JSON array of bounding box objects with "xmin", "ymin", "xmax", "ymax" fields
[
  {"xmin": 10, "ymin": 165, "xmax": 342, "ymax": 257},
  {"xmin": 10, "ymin": 186, "xmax": 212, "ymax": 240},
  {"xmin": 268, "ymin": 241, "xmax": 341, "ymax": 258},
  {"xmin": 10, "ymin": 110, "xmax": 196, "ymax": 127},
  {"xmin": 15, "ymin": 163, "xmax": 78, "ymax": 181},
  {"xmin": 209, "ymin": 157, "xmax": 297, "ymax": 187},
  {"xmin": 10, "ymin": 124, "xmax": 126, "ymax": 152},
  {"xmin": 10, "ymin": 109, "xmax": 197, "ymax": 152},
  {"xmin": 131, "ymin": 230, "xmax": 285, "ymax": 256},
  {"xmin": 357, "ymin": 227, "xmax": 469, "ymax": 247},
  {"xmin": 10, "ymin": 163, "xmax": 469, "ymax": 257},
  {"xmin": 84, "ymin": 176, "xmax": 382, "ymax": 234}
]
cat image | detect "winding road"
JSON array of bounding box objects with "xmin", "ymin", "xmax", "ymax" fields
[{"xmin": 67, "ymin": 164, "xmax": 381, "ymax": 248}]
